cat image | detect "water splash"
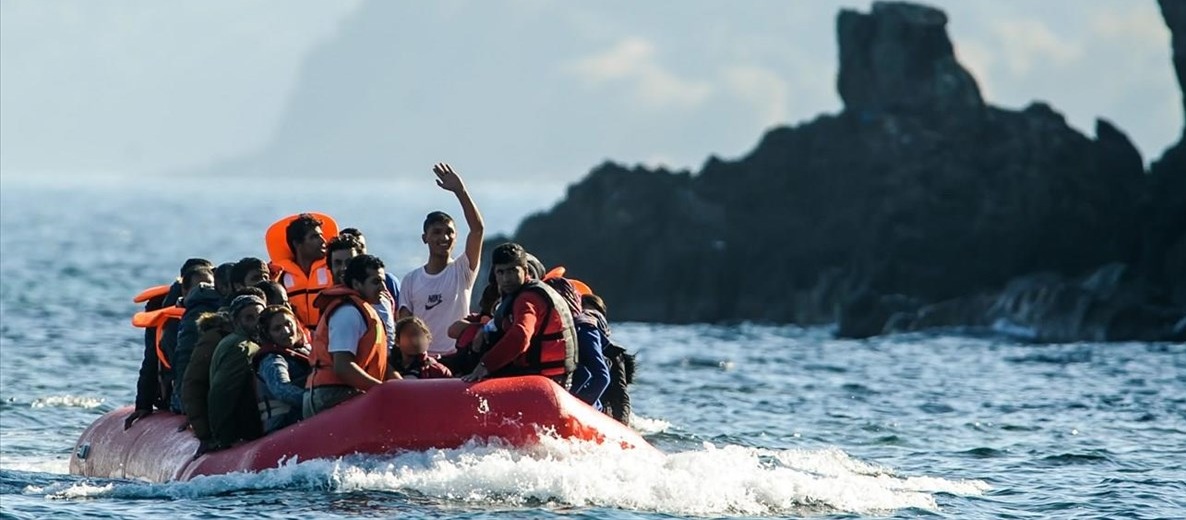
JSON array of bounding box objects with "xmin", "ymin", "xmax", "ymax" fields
[
  {"xmin": 29, "ymin": 437, "xmax": 987, "ymax": 516},
  {"xmin": 29, "ymin": 395, "xmax": 105, "ymax": 409},
  {"xmin": 630, "ymin": 416, "xmax": 671, "ymax": 435}
]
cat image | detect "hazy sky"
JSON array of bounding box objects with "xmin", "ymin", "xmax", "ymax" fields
[{"xmin": 1, "ymin": 0, "xmax": 1180, "ymax": 181}]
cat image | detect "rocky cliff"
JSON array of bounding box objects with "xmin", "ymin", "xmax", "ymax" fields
[{"xmin": 491, "ymin": 1, "xmax": 1186, "ymax": 342}]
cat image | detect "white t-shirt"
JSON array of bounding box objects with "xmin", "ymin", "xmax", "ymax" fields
[
  {"xmin": 400, "ymin": 254, "xmax": 478, "ymax": 354},
  {"xmin": 327, "ymin": 305, "xmax": 367, "ymax": 355}
]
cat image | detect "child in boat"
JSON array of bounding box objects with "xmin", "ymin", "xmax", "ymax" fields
[
  {"xmin": 253, "ymin": 305, "xmax": 312, "ymax": 433},
  {"xmin": 394, "ymin": 317, "xmax": 453, "ymax": 379}
]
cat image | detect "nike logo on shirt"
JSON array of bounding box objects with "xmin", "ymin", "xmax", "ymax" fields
[{"xmin": 425, "ymin": 294, "xmax": 443, "ymax": 311}]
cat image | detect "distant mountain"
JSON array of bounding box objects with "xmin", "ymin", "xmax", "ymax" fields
[{"xmin": 185, "ymin": 1, "xmax": 826, "ymax": 182}]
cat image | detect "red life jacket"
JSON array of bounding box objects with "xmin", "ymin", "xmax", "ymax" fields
[
  {"xmin": 306, "ymin": 286, "xmax": 387, "ymax": 389},
  {"xmin": 493, "ymin": 280, "xmax": 577, "ymax": 378},
  {"xmin": 453, "ymin": 313, "xmax": 490, "ymax": 353}
]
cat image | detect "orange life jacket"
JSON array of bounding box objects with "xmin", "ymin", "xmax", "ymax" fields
[
  {"xmin": 306, "ymin": 286, "xmax": 388, "ymax": 389},
  {"xmin": 131, "ymin": 305, "xmax": 185, "ymax": 370},
  {"xmin": 133, "ymin": 284, "xmax": 172, "ymax": 304},
  {"xmin": 494, "ymin": 280, "xmax": 578, "ymax": 378},
  {"xmin": 264, "ymin": 212, "xmax": 339, "ymax": 330},
  {"xmin": 540, "ymin": 265, "xmax": 593, "ymax": 296}
]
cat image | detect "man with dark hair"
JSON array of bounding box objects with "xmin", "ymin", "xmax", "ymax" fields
[
  {"xmin": 399, "ymin": 163, "xmax": 485, "ymax": 356},
  {"xmin": 326, "ymin": 235, "xmax": 365, "ymax": 286},
  {"xmin": 214, "ymin": 262, "xmax": 236, "ymax": 302},
  {"xmin": 180, "ymin": 258, "xmax": 214, "ymax": 275},
  {"xmin": 272, "ymin": 213, "xmax": 333, "ymax": 330},
  {"xmin": 305, "ymin": 254, "xmax": 400, "ymax": 416},
  {"xmin": 170, "ymin": 265, "xmax": 221, "ymax": 413},
  {"xmin": 181, "ymin": 286, "xmax": 263, "ymax": 455},
  {"xmin": 230, "ymin": 257, "xmax": 270, "ymax": 291},
  {"xmin": 461, "ymin": 243, "xmax": 577, "ymax": 386},
  {"xmin": 254, "ymin": 280, "xmax": 289, "ymax": 308},
  {"xmin": 328, "ymin": 233, "xmax": 397, "ymax": 358},
  {"xmin": 126, "ymin": 258, "xmax": 212, "ymax": 429},
  {"xmin": 337, "ymin": 228, "xmax": 401, "ymax": 305},
  {"xmin": 207, "ymin": 291, "xmax": 268, "ymax": 450}
]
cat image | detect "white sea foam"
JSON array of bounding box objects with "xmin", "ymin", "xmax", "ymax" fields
[
  {"xmin": 28, "ymin": 436, "xmax": 988, "ymax": 516},
  {"xmin": 629, "ymin": 415, "xmax": 671, "ymax": 435},
  {"xmin": 0, "ymin": 455, "xmax": 71, "ymax": 475},
  {"xmin": 29, "ymin": 395, "xmax": 105, "ymax": 409}
]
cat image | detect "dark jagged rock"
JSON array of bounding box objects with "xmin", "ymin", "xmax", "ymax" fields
[
  {"xmin": 878, "ymin": 264, "xmax": 1186, "ymax": 342},
  {"xmin": 1148, "ymin": 0, "xmax": 1186, "ymax": 308},
  {"xmin": 513, "ymin": 163, "xmax": 729, "ymax": 323},
  {"xmin": 493, "ymin": 1, "xmax": 1186, "ymax": 342},
  {"xmin": 1159, "ymin": 0, "xmax": 1186, "ymax": 117},
  {"xmin": 837, "ymin": 2, "xmax": 983, "ymax": 120}
]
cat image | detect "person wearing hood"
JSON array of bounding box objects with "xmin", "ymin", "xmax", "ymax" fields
[
  {"xmin": 252, "ymin": 305, "xmax": 311, "ymax": 433},
  {"xmin": 180, "ymin": 309, "xmax": 233, "ymax": 455},
  {"xmin": 126, "ymin": 258, "xmax": 213, "ymax": 429},
  {"xmin": 170, "ymin": 267, "xmax": 222, "ymax": 413},
  {"xmin": 544, "ymin": 277, "xmax": 610, "ymax": 408},
  {"xmin": 583, "ymin": 293, "xmax": 635, "ymax": 426},
  {"xmin": 206, "ymin": 292, "xmax": 267, "ymax": 450},
  {"xmin": 183, "ymin": 286, "xmax": 266, "ymax": 454}
]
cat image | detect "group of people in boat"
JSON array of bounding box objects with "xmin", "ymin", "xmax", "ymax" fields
[{"xmin": 124, "ymin": 164, "xmax": 635, "ymax": 456}]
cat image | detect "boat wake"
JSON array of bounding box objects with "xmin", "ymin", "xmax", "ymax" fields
[{"xmin": 21, "ymin": 431, "xmax": 988, "ymax": 516}]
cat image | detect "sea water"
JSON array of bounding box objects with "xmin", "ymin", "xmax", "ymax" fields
[{"xmin": 1, "ymin": 177, "xmax": 1183, "ymax": 519}]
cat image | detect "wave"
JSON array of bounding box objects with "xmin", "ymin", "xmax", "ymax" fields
[
  {"xmin": 28, "ymin": 396, "xmax": 105, "ymax": 409},
  {"xmin": 629, "ymin": 415, "xmax": 671, "ymax": 435},
  {"xmin": 0, "ymin": 456, "xmax": 71, "ymax": 475},
  {"xmin": 23, "ymin": 436, "xmax": 988, "ymax": 516}
]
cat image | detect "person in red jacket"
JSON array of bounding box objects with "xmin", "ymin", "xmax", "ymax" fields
[{"xmin": 460, "ymin": 243, "xmax": 576, "ymax": 387}]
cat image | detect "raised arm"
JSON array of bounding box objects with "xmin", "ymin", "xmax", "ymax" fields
[{"xmin": 433, "ymin": 163, "xmax": 485, "ymax": 267}]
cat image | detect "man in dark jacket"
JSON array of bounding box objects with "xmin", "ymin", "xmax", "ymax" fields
[
  {"xmin": 181, "ymin": 286, "xmax": 263, "ymax": 455},
  {"xmin": 126, "ymin": 258, "xmax": 212, "ymax": 429},
  {"xmin": 207, "ymin": 293, "xmax": 267, "ymax": 450},
  {"xmin": 181, "ymin": 309, "xmax": 234, "ymax": 455},
  {"xmin": 170, "ymin": 269, "xmax": 221, "ymax": 413},
  {"xmin": 583, "ymin": 294, "xmax": 635, "ymax": 426}
]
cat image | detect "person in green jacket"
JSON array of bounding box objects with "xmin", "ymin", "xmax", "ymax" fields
[
  {"xmin": 207, "ymin": 293, "xmax": 267, "ymax": 451},
  {"xmin": 180, "ymin": 309, "xmax": 234, "ymax": 456}
]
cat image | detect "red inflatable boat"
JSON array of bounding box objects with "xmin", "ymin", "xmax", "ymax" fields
[{"xmin": 69, "ymin": 377, "xmax": 654, "ymax": 483}]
